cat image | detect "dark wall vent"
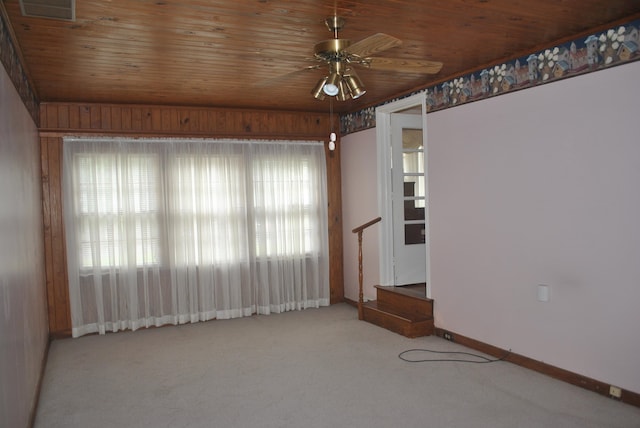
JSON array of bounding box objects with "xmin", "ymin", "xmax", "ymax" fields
[{"xmin": 19, "ymin": 0, "xmax": 75, "ymax": 21}]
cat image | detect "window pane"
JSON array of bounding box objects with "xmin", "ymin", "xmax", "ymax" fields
[
  {"xmin": 73, "ymin": 152, "xmax": 161, "ymax": 269},
  {"xmin": 405, "ymin": 223, "xmax": 426, "ymax": 245},
  {"xmin": 403, "ymin": 151, "xmax": 424, "ymax": 175},
  {"xmin": 253, "ymin": 154, "xmax": 317, "ymax": 257},
  {"xmin": 169, "ymin": 153, "xmax": 248, "ymax": 265}
]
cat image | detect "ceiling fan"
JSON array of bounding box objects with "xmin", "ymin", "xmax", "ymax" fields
[{"xmin": 310, "ymin": 16, "xmax": 443, "ymax": 101}]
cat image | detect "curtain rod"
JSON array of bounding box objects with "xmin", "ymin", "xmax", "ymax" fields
[{"xmin": 63, "ymin": 136, "xmax": 325, "ymax": 146}]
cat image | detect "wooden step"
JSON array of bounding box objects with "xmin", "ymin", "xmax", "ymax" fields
[
  {"xmin": 362, "ymin": 301, "xmax": 434, "ymax": 338},
  {"xmin": 361, "ymin": 284, "xmax": 434, "ymax": 338},
  {"xmin": 375, "ymin": 284, "xmax": 433, "ymax": 320}
]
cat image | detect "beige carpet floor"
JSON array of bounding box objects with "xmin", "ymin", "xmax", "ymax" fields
[{"xmin": 34, "ymin": 303, "xmax": 640, "ymax": 428}]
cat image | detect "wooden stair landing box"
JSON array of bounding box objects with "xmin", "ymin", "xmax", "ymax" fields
[{"xmin": 361, "ymin": 284, "xmax": 434, "ymax": 338}]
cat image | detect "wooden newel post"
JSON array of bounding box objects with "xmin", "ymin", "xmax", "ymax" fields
[
  {"xmin": 351, "ymin": 216, "xmax": 382, "ymax": 321},
  {"xmin": 357, "ymin": 230, "xmax": 364, "ymax": 320}
]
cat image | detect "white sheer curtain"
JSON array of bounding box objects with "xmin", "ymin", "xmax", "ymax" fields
[{"xmin": 63, "ymin": 137, "xmax": 329, "ymax": 337}]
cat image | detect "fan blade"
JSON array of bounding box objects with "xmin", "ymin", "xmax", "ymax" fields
[
  {"xmin": 364, "ymin": 57, "xmax": 443, "ymax": 74},
  {"xmin": 253, "ymin": 64, "xmax": 320, "ymax": 88},
  {"xmin": 344, "ymin": 33, "xmax": 402, "ymax": 57}
]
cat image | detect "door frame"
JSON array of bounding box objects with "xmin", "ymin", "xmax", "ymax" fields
[{"xmin": 375, "ymin": 92, "xmax": 431, "ymax": 296}]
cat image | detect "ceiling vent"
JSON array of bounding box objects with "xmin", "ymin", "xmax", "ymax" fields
[{"xmin": 19, "ymin": 0, "xmax": 75, "ymax": 21}]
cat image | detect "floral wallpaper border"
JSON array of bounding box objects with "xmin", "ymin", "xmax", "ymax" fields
[
  {"xmin": 0, "ymin": 8, "xmax": 39, "ymax": 125},
  {"xmin": 340, "ymin": 19, "xmax": 640, "ymax": 135}
]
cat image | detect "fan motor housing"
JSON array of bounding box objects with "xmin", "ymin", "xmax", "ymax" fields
[{"xmin": 314, "ymin": 39, "xmax": 352, "ymax": 61}]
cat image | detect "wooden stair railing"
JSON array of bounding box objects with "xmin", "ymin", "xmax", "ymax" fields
[{"xmin": 352, "ymin": 216, "xmax": 382, "ymax": 320}]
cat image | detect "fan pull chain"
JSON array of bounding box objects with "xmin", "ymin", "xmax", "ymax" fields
[{"xmin": 329, "ymin": 98, "xmax": 336, "ymax": 151}]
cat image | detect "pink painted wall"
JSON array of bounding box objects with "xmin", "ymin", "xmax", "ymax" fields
[
  {"xmin": 428, "ymin": 61, "xmax": 640, "ymax": 393},
  {"xmin": 0, "ymin": 67, "xmax": 49, "ymax": 427},
  {"xmin": 342, "ymin": 61, "xmax": 640, "ymax": 393},
  {"xmin": 340, "ymin": 128, "xmax": 380, "ymax": 302}
]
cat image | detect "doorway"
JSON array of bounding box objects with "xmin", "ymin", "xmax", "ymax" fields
[{"xmin": 375, "ymin": 93, "xmax": 430, "ymax": 294}]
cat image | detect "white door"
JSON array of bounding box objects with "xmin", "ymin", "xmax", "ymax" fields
[{"xmin": 391, "ymin": 113, "xmax": 427, "ymax": 285}]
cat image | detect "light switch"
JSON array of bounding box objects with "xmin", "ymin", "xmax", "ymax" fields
[{"xmin": 537, "ymin": 284, "xmax": 550, "ymax": 302}]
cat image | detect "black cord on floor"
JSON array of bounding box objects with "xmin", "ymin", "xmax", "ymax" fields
[{"xmin": 398, "ymin": 348, "xmax": 511, "ymax": 364}]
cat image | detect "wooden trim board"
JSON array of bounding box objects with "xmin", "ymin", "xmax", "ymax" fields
[{"xmin": 434, "ymin": 327, "xmax": 640, "ymax": 408}]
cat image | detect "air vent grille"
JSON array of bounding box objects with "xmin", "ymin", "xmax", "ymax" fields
[{"xmin": 19, "ymin": 0, "xmax": 75, "ymax": 21}]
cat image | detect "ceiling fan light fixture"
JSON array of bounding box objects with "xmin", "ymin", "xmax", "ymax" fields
[
  {"xmin": 311, "ymin": 76, "xmax": 328, "ymax": 100},
  {"xmin": 344, "ymin": 71, "xmax": 366, "ymax": 99}
]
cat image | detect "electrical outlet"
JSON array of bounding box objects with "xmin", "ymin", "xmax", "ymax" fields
[
  {"xmin": 443, "ymin": 332, "xmax": 454, "ymax": 341},
  {"xmin": 609, "ymin": 385, "xmax": 622, "ymax": 398}
]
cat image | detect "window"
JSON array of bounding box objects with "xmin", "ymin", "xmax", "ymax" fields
[
  {"xmin": 63, "ymin": 137, "xmax": 329, "ymax": 337},
  {"xmin": 68, "ymin": 139, "xmax": 326, "ymax": 269}
]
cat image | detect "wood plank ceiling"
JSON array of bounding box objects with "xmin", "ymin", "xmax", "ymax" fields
[{"xmin": 3, "ymin": 0, "xmax": 640, "ymax": 114}]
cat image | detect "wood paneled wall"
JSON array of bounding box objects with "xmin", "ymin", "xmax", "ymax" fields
[
  {"xmin": 40, "ymin": 102, "xmax": 343, "ymax": 336},
  {"xmin": 40, "ymin": 136, "xmax": 70, "ymax": 336},
  {"xmin": 39, "ymin": 103, "xmax": 334, "ymax": 138}
]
